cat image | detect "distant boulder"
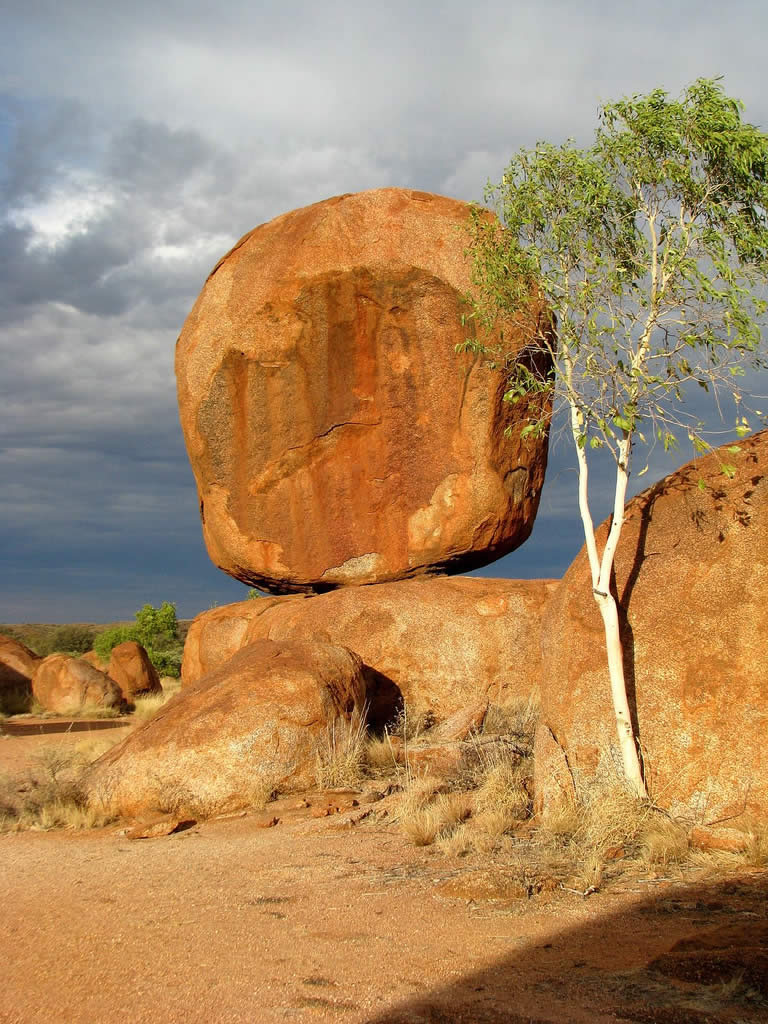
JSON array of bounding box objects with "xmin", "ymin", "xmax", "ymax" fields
[
  {"xmin": 536, "ymin": 430, "xmax": 768, "ymax": 821},
  {"xmin": 32, "ymin": 655, "xmax": 126, "ymax": 716},
  {"xmin": 107, "ymin": 641, "xmax": 162, "ymax": 702},
  {"xmin": 81, "ymin": 650, "xmax": 107, "ymax": 670},
  {"xmin": 0, "ymin": 634, "xmax": 40, "ymax": 703},
  {"xmin": 87, "ymin": 639, "xmax": 367, "ymax": 819}
]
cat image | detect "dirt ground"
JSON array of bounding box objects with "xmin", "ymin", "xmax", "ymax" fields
[{"xmin": 1, "ymin": 729, "xmax": 767, "ymax": 1024}]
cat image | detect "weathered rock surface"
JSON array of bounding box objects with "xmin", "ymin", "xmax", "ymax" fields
[
  {"xmin": 81, "ymin": 650, "xmax": 107, "ymax": 670},
  {"xmin": 0, "ymin": 634, "xmax": 40, "ymax": 694},
  {"xmin": 182, "ymin": 577, "xmax": 558, "ymax": 727},
  {"xmin": 32, "ymin": 655, "xmax": 126, "ymax": 715},
  {"xmin": 537, "ymin": 430, "xmax": 768, "ymax": 821},
  {"xmin": 107, "ymin": 641, "xmax": 162, "ymax": 702},
  {"xmin": 176, "ymin": 188, "xmax": 552, "ymax": 593},
  {"xmin": 88, "ymin": 639, "xmax": 367, "ymax": 818}
]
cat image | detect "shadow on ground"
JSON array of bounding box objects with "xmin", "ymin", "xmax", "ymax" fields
[{"xmin": 366, "ymin": 871, "xmax": 768, "ymax": 1024}]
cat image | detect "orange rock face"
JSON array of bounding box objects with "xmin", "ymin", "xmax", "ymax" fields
[
  {"xmin": 0, "ymin": 634, "xmax": 40, "ymax": 695},
  {"xmin": 87, "ymin": 639, "xmax": 367, "ymax": 818},
  {"xmin": 176, "ymin": 188, "xmax": 552, "ymax": 592},
  {"xmin": 107, "ymin": 641, "xmax": 162, "ymax": 702},
  {"xmin": 32, "ymin": 655, "xmax": 126, "ymax": 715},
  {"xmin": 182, "ymin": 576, "xmax": 558, "ymax": 727},
  {"xmin": 537, "ymin": 430, "xmax": 768, "ymax": 821}
]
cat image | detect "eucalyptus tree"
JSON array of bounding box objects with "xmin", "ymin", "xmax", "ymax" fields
[{"xmin": 463, "ymin": 79, "xmax": 768, "ymax": 797}]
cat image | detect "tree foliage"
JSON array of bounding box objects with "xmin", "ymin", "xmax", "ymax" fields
[
  {"xmin": 462, "ymin": 78, "xmax": 768, "ymax": 795},
  {"xmin": 465, "ymin": 78, "xmax": 768, "ymax": 459},
  {"xmin": 93, "ymin": 601, "xmax": 182, "ymax": 677}
]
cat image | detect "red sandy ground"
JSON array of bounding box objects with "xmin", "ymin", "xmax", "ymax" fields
[{"xmin": 1, "ymin": 729, "xmax": 766, "ymax": 1024}]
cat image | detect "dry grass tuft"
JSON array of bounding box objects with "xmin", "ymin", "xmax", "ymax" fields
[
  {"xmin": 400, "ymin": 791, "xmax": 472, "ymax": 847},
  {"xmin": 0, "ymin": 741, "xmax": 116, "ymax": 832},
  {"xmin": 482, "ymin": 695, "xmax": 540, "ymax": 744},
  {"xmin": 314, "ymin": 711, "xmax": 368, "ymax": 790},
  {"xmin": 364, "ymin": 734, "xmax": 400, "ymax": 776},
  {"xmin": 131, "ymin": 691, "xmax": 172, "ymax": 724},
  {"xmin": 389, "ymin": 705, "xmax": 436, "ymax": 743},
  {"xmin": 743, "ymin": 826, "xmax": 768, "ymax": 868}
]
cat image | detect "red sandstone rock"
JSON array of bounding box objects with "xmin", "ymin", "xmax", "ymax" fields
[
  {"xmin": 87, "ymin": 639, "xmax": 367, "ymax": 818},
  {"xmin": 536, "ymin": 430, "xmax": 768, "ymax": 821},
  {"xmin": 182, "ymin": 577, "xmax": 558, "ymax": 726},
  {"xmin": 107, "ymin": 641, "xmax": 162, "ymax": 702},
  {"xmin": 688, "ymin": 826, "xmax": 749, "ymax": 853},
  {"xmin": 81, "ymin": 650, "xmax": 107, "ymax": 670},
  {"xmin": 32, "ymin": 655, "xmax": 126, "ymax": 715},
  {"xmin": 176, "ymin": 188, "xmax": 552, "ymax": 593},
  {"xmin": 430, "ymin": 701, "xmax": 488, "ymax": 741},
  {"xmin": 0, "ymin": 634, "xmax": 40, "ymax": 696}
]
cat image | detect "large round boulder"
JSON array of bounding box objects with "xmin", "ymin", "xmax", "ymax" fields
[
  {"xmin": 0, "ymin": 634, "xmax": 40, "ymax": 697},
  {"xmin": 87, "ymin": 639, "xmax": 367, "ymax": 818},
  {"xmin": 107, "ymin": 641, "xmax": 162, "ymax": 702},
  {"xmin": 537, "ymin": 430, "xmax": 768, "ymax": 821},
  {"xmin": 32, "ymin": 655, "xmax": 126, "ymax": 715},
  {"xmin": 176, "ymin": 188, "xmax": 552, "ymax": 593},
  {"xmin": 182, "ymin": 576, "xmax": 558, "ymax": 727}
]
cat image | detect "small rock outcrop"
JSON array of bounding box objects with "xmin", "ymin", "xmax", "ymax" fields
[
  {"xmin": 182, "ymin": 576, "xmax": 558, "ymax": 727},
  {"xmin": 107, "ymin": 641, "xmax": 162, "ymax": 702},
  {"xmin": 32, "ymin": 655, "xmax": 126, "ymax": 715},
  {"xmin": 536, "ymin": 430, "xmax": 768, "ymax": 821},
  {"xmin": 176, "ymin": 188, "xmax": 552, "ymax": 593},
  {"xmin": 88, "ymin": 639, "xmax": 367, "ymax": 818},
  {"xmin": 0, "ymin": 634, "xmax": 40, "ymax": 696}
]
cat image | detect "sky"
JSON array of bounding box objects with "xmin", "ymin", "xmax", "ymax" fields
[{"xmin": 1, "ymin": 0, "xmax": 767, "ymax": 623}]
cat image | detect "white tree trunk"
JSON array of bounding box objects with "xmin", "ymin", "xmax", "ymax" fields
[{"xmin": 573, "ymin": 423, "xmax": 648, "ymax": 799}]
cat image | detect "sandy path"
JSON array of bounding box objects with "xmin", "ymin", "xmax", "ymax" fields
[{"xmin": 2, "ymin": 806, "xmax": 767, "ymax": 1024}]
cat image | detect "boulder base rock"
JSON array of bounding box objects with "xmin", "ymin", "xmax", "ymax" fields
[
  {"xmin": 176, "ymin": 188, "xmax": 552, "ymax": 593},
  {"xmin": 537, "ymin": 430, "xmax": 768, "ymax": 821},
  {"xmin": 32, "ymin": 655, "xmax": 126, "ymax": 715},
  {"xmin": 182, "ymin": 576, "xmax": 558, "ymax": 727},
  {"xmin": 0, "ymin": 634, "xmax": 41, "ymax": 696},
  {"xmin": 107, "ymin": 641, "xmax": 162, "ymax": 701},
  {"xmin": 88, "ymin": 639, "xmax": 367, "ymax": 818}
]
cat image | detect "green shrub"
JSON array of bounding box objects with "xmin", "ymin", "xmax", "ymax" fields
[
  {"xmin": 91, "ymin": 603, "xmax": 182, "ymax": 678},
  {"xmin": 146, "ymin": 646, "xmax": 183, "ymax": 678},
  {"xmin": 134, "ymin": 602, "xmax": 178, "ymax": 650},
  {"xmin": 92, "ymin": 625, "xmax": 137, "ymax": 661},
  {"xmin": 45, "ymin": 625, "xmax": 95, "ymax": 656}
]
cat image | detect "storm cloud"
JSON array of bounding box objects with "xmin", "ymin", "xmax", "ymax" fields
[{"xmin": 1, "ymin": 0, "xmax": 767, "ymax": 620}]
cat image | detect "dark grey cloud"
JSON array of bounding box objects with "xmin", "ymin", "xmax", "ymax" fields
[{"xmin": 1, "ymin": 0, "xmax": 767, "ymax": 621}]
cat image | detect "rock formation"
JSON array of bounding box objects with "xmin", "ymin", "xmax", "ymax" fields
[
  {"xmin": 176, "ymin": 188, "xmax": 552, "ymax": 593},
  {"xmin": 0, "ymin": 634, "xmax": 40, "ymax": 698},
  {"xmin": 536, "ymin": 430, "xmax": 768, "ymax": 821},
  {"xmin": 32, "ymin": 655, "xmax": 126, "ymax": 715},
  {"xmin": 107, "ymin": 641, "xmax": 162, "ymax": 702},
  {"xmin": 88, "ymin": 639, "xmax": 367, "ymax": 818},
  {"xmin": 182, "ymin": 577, "xmax": 558, "ymax": 728}
]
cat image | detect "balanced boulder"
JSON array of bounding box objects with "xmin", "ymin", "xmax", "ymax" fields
[
  {"xmin": 107, "ymin": 641, "xmax": 162, "ymax": 701},
  {"xmin": 537, "ymin": 430, "xmax": 768, "ymax": 821},
  {"xmin": 32, "ymin": 655, "xmax": 126, "ymax": 715},
  {"xmin": 182, "ymin": 576, "xmax": 558, "ymax": 727},
  {"xmin": 87, "ymin": 639, "xmax": 367, "ymax": 818},
  {"xmin": 176, "ymin": 188, "xmax": 552, "ymax": 593},
  {"xmin": 0, "ymin": 634, "xmax": 40, "ymax": 697}
]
